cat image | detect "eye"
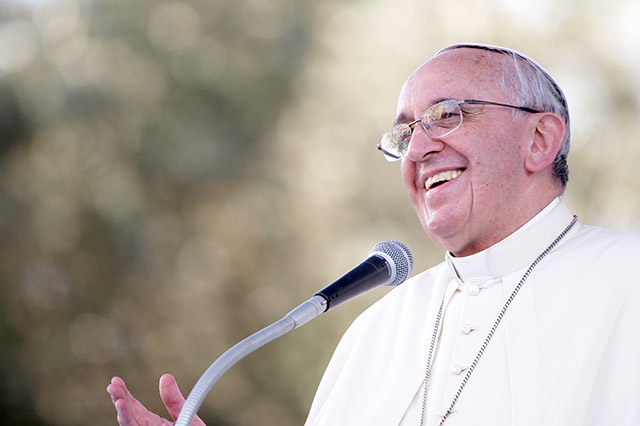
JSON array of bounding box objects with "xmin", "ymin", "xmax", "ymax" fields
[
  {"xmin": 392, "ymin": 123, "xmax": 413, "ymax": 141},
  {"xmin": 440, "ymin": 111, "xmax": 458, "ymax": 120},
  {"xmin": 428, "ymin": 108, "xmax": 459, "ymax": 123},
  {"xmin": 424, "ymin": 100, "xmax": 460, "ymax": 122}
]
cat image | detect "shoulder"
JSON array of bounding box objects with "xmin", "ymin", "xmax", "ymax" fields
[
  {"xmin": 565, "ymin": 223, "xmax": 640, "ymax": 257},
  {"xmin": 576, "ymin": 222, "xmax": 640, "ymax": 242},
  {"xmin": 550, "ymin": 223, "xmax": 640, "ymax": 292}
]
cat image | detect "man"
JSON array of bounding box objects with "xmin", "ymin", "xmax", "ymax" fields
[{"xmin": 108, "ymin": 45, "xmax": 640, "ymax": 425}]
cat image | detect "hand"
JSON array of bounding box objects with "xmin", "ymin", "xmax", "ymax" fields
[{"xmin": 107, "ymin": 374, "xmax": 206, "ymax": 426}]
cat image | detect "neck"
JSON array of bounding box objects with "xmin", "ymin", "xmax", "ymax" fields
[{"xmin": 448, "ymin": 193, "xmax": 560, "ymax": 257}]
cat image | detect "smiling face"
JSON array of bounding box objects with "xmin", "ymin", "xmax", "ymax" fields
[{"xmin": 398, "ymin": 48, "xmax": 555, "ymax": 256}]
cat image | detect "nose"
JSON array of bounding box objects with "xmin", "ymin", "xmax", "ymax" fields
[{"xmin": 405, "ymin": 124, "xmax": 445, "ymax": 162}]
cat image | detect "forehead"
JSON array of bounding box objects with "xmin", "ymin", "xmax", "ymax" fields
[{"xmin": 397, "ymin": 48, "xmax": 511, "ymax": 114}]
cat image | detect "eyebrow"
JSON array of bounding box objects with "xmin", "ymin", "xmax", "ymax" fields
[{"xmin": 393, "ymin": 113, "xmax": 410, "ymax": 126}]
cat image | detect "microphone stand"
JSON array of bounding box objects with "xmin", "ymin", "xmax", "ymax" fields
[{"xmin": 174, "ymin": 295, "xmax": 327, "ymax": 426}]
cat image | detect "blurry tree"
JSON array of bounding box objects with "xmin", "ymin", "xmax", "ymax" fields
[{"xmin": 0, "ymin": 0, "xmax": 318, "ymax": 424}]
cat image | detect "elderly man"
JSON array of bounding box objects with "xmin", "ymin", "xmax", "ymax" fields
[{"xmin": 108, "ymin": 45, "xmax": 640, "ymax": 425}]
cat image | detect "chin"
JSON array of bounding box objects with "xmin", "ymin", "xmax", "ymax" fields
[
  {"xmin": 423, "ymin": 219, "xmax": 459, "ymax": 247},
  {"xmin": 424, "ymin": 203, "xmax": 467, "ymax": 232},
  {"xmin": 421, "ymin": 208, "xmax": 472, "ymax": 251}
]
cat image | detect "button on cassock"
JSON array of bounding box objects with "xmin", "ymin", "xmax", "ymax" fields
[
  {"xmin": 451, "ymin": 364, "xmax": 466, "ymax": 375},
  {"xmin": 460, "ymin": 324, "xmax": 474, "ymax": 335},
  {"xmin": 467, "ymin": 284, "xmax": 481, "ymax": 296}
]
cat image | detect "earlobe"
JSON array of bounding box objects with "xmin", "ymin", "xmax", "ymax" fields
[{"xmin": 524, "ymin": 113, "xmax": 565, "ymax": 173}]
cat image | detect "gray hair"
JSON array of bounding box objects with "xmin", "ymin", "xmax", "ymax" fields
[{"xmin": 436, "ymin": 44, "xmax": 570, "ymax": 191}]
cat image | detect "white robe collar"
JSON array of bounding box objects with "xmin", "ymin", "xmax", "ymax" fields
[{"xmin": 446, "ymin": 198, "xmax": 574, "ymax": 283}]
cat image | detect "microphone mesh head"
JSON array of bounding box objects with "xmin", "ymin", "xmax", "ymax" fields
[{"xmin": 369, "ymin": 240, "xmax": 414, "ymax": 286}]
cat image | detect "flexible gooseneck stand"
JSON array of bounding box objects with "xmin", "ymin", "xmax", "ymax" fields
[
  {"xmin": 174, "ymin": 240, "xmax": 414, "ymax": 426},
  {"xmin": 174, "ymin": 295, "xmax": 327, "ymax": 426}
]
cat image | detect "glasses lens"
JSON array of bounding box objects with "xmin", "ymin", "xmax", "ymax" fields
[
  {"xmin": 379, "ymin": 124, "xmax": 412, "ymax": 161},
  {"xmin": 421, "ymin": 100, "xmax": 462, "ymax": 137}
]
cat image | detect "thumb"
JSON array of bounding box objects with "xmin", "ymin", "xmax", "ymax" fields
[{"xmin": 159, "ymin": 374, "xmax": 205, "ymax": 425}]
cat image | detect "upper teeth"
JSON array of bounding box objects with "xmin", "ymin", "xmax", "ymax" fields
[{"xmin": 425, "ymin": 169, "xmax": 463, "ymax": 190}]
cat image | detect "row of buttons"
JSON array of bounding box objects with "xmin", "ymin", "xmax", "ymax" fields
[
  {"xmin": 437, "ymin": 327, "xmax": 473, "ymax": 417},
  {"xmin": 450, "ymin": 323, "xmax": 476, "ymax": 375},
  {"xmin": 438, "ymin": 277, "xmax": 502, "ymax": 419},
  {"xmin": 450, "ymin": 298, "xmax": 479, "ymax": 379}
]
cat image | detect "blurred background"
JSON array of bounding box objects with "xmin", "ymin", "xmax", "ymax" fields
[{"xmin": 0, "ymin": 0, "xmax": 639, "ymax": 424}]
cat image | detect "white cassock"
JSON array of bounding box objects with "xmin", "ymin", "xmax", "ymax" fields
[{"xmin": 304, "ymin": 199, "xmax": 640, "ymax": 426}]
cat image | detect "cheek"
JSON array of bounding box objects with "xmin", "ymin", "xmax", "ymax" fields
[
  {"xmin": 400, "ymin": 160, "xmax": 416, "ymax": 192},
  {"xmin": 400, "ymin": 160, "xmax": 426, "ymax": 212},
  {"xmin": 471, "ymin": 145, "xmax": 524, "ymax": 195}
]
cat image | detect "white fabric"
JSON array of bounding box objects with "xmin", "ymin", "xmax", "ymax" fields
[{"xmin": 304, "ymin": 199, "xmax": 640, "ymax": 426}]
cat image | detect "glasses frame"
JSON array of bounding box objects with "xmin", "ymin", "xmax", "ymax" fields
[{"xmin": 377, "ymin": 99, "xmax": 541, "ymax": 161}]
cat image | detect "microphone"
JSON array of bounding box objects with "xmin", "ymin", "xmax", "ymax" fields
[
  {"xmin": 314, "ymin": 240, "xmax": 414, "ymax": 311},
  {"xmin": 174, "ymin": 240, "xmax": 413, "ymax": 426}
]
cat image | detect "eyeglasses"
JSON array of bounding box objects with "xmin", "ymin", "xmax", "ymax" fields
[{"xmin": 377, "ymin": 99, "xmax": 540, "ymax": 162}]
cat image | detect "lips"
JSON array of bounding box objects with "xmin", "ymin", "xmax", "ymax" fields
[{"xmin": 425, "ymin": 168, "xmax": 465, "ymax": 190}]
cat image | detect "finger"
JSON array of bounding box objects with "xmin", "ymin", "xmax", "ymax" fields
[
  {"xmin": 159, "ymin": 374, "xmax": 185, "ymax": 420},
  {"xmin": 107, "ymin": 376, "xmax": 174, "ymax": 426},
  {"xmin": 107, "ymin": 376, "xmax": 131, "ymax": 405},
  {"xmin": 107, "ymin": 377, "xmax": 139, "ymax": 426},
  {"xmin": 159, "ymin": 374, "xmax": 206, "ymax": 426}
]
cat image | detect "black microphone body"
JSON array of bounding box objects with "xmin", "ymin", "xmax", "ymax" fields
[
  {"xmin": 314, "ymin": 240, "xmax": 413, "ymax": 312},
  {"xmin": 314, "ymin": 255, "xmax": 391, "ymax": 311}
]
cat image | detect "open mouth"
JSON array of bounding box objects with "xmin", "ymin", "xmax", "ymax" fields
[{"xmin": 425, "ymin": 169, "xmax": 465, "ymax": 191}]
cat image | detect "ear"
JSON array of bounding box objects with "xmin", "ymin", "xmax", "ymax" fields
[{"xmin": 524, "ymin": 112, "xmax": 566, "ymax": 173}]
